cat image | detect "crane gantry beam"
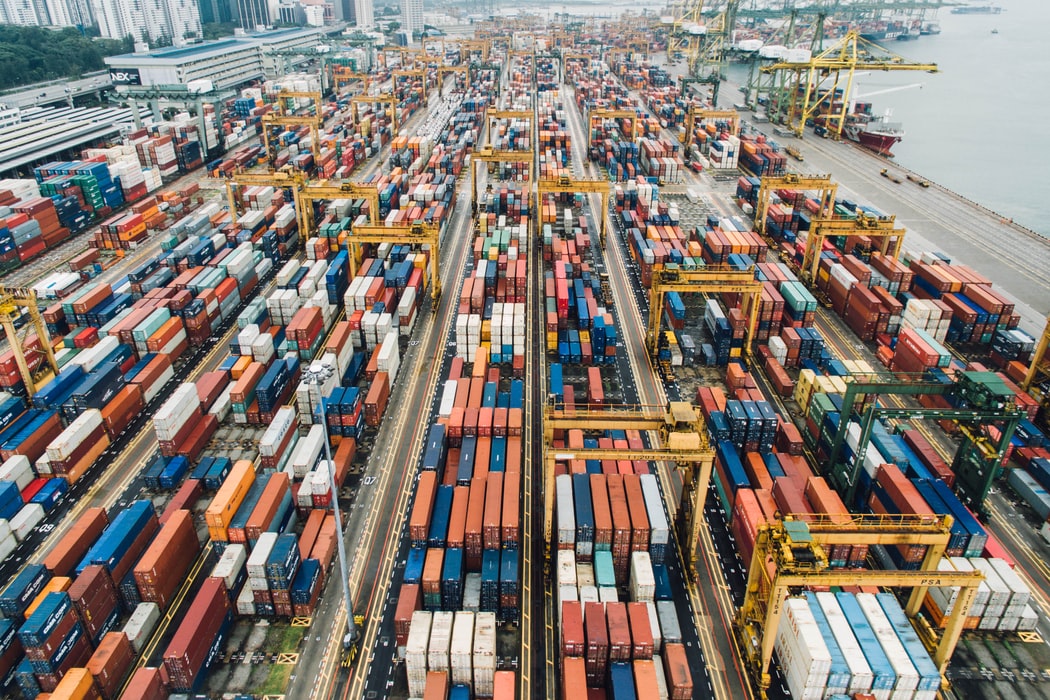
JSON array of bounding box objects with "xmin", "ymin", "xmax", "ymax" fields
[
  {"xmin": 759, "ymin": 28, "xmax": 938, "ymax": 139},
  {"xmin": 393, "ymin": 69, "xmax": 428, "ymax": 105},
  {"xmin": 485, "ymin": 109, "xmax": 535, "ymax": 150},
  {"xmin": 436, "ymin": 65, "xmax": 469, "ymax": 90},
  {"xmin": 220, "ymin": 169, "xmax": 307, "ymax": 226},
  {"xmin": 543, "ymin": 403, "xmax": 714, "ymax": 572},
  {"xmin": 298, "ymin": 180, "xmax": 381, "ymax": 235},
  {"xmin": 738, "ymin": 515, "xmax": 981, "ymax": 699}
]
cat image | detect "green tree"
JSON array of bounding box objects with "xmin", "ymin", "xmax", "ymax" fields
[{"xmin": 0, "ymin": 26, "xmax": 131, "ymax": 90}]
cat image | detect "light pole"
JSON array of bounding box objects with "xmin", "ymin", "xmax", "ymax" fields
[{"xmin": 313, "ymin": 371, "xmax": 357, "ymax": 646}]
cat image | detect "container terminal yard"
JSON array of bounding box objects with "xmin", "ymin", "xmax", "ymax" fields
[{"xmin": 0, "ymin": 10, "xmax": 1049, "ymax": 700}]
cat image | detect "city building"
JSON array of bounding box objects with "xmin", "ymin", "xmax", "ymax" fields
[
  {"xmin": 353, "ymin": 0, "xmax": 370, "ymax": 29},
  {"xmin": 400, "ymin": 0, "xmax": 421, "ymax": 40},
  {"xmin": 104, "ymin": 26, "xmax": 329, "ymax": 90},
  {"xmin": 91, "ymin": 0, "xmax": 202, "ymax": 45}
]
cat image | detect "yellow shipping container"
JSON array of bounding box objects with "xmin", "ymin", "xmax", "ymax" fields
[
  {"xmin": 49, "ymin": 667, "xmax": 97, "ymax": 699},
  {"xmin": 230, "ymin": 356, "xmax": 252, "ymax": 380},
  {"xmin": 206, "ymin": 459, "xmax": 256, "ymax": 536}
]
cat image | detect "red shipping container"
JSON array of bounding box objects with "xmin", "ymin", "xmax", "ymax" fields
[
  {"xmin": 663, "ymin": 642, "xmax": 694, "ymax": 700},
  {"xmin": 101, "ymin": 384, "xmax": 145, "ymax": 438},
  {"xmin": 134, "ymin": 510, "xmax": 200, "ymax": 610},
  {"xmin": 163, "ymin": 577, "xmax": 230, "ymax": 692},
  {"xmin": 120, "ymin": 667, "xmax": 167, "ymax": 700},
  {"xmin": 68, "ymin": 564, "xmax": 121, "ymax": 644},
  {"xmin": 394, "ymin": 583, "xmax": 422, "ymax": 648},
  {"xmin": 161, "ymin": 479, "xmax": 203, "ymax": 525},
  {"xmin": 584, "ymin": 601, "xmax": 609, "ymax": 686}
]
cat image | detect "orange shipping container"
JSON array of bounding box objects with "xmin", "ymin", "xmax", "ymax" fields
[
  {"xmin": 409, "ymin": 472, "xmax": 438, "ymax": 546},
  {"xmin": 663, "ymin": 643, "xmax": 694, "ymax": 700},
  {"xmin": 561, "ymin": 657, "xmax": 588, "ymax": 700},
  {"xmin": 87, "ymin": 631, "xmax": 134, "ymax": 700},
  {"xmin": 49, "ymin": 666, "xmax": 101, "ymax": 699},
  {"xmin": 447, "ymin": 486, "xmax": 469, "ymax": 549},
  {"xmin": 101, "ymin": 384, "xmax": 145, "ymax": 438},
  {"xmin": 298, "ymin": 509, "xmax": 326, "ymax": 559},
  {"xmin": 244, "ymin": 472, "xmax": 291, "ymax": 543},
  {"xmin": 501, "ymin": 470, "xmax": 520, "ymax": 548},
  {"xmin": 25, "ymin": 576, "xmax": 73, "ymax": 619},
  {"xmin": 43, "ymin": 507, "xmax": 109, "ymax": 576},
  {"xmin": 206, "ymin": 459, "xmax": 256, "ymax": 539}
]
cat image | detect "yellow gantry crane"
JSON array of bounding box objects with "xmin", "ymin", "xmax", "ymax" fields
[
  {"xmin": 436, "ymin": 65, "xmax": 469, "ymax": 90},
  {"xmin": 262, "ymin": 90, "xmax": 324, "ymax": 167},
  {"xmin": 800, "ymin": 214, "xmax": 905, "ymax": 286},
  {"xmin": 587, "ymin": 108, "xmax": 639, "ymax": 147},
  {"xmin": 646, "ymin": 265, "xmax": 763, "ymax": 361},
  {"xmin": 536, "ymin": 175, "xmax": 612, "ymax": 247},
  {"xmin": 485, "ymin": 109, "xmax": 535, "ymax": 150},
  {"xmin": 759, "ymin": 28, "xmax": 938, "ymax": 139},
  {"xmin": 350, "ymin": 93, "xmax": 398, "ymax": 134},
  {"xmin": 469, "ymin": 147, "xmax": 534, "ymax": 214},
  {"xmin": 393, "ymin": 69, "xmax": 428, "ymax": 105},
  {"xmin": 1021, "ymin": 315, "xmax": 1050, "ymax": 423},
  {"xmin": 737, "ymin": 515, "xmax": 983, "ymax": 699},
  {"xmin": 333, "ymin": 66, "xmax": 371, "ymax": 93},
  {"xmin": 0, "ymin": 287, "xmax": 59, "ymax": 392},
  {"xmin": 681, "ymin": 107, "xmax": 741, "ymax": 148},
  {"xmin": 754, "ymin": 173, "xmax": 837, "ymax": 239},
  {"xmin": 298, "ymin": 179, "xmax": 380, "ymax": 234},
  {"xmin": 220, "ymin": 169, "xmax": 308, "ymax": 237},
  {"xmin": 542, "ymin": 402, "xmax": 714, "ymax": 572},
  {"xmin": 349, "ymin": 223, "xmax": 442, "ymax": 308}
]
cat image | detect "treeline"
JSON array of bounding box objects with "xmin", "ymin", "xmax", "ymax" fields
[{"xmin": 0, "ymin": 26, "xmax": 131, "ymax": 91}]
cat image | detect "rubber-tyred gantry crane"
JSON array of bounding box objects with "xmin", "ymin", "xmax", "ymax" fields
[
  {"xmin": 535, "ymin": 175, "xmax": 612, "ymax": 247},
  {"xmin": 262, "ymin": 90, "xmax": 324, "ymax": 167},
  {"xmin": 737, "ymin": 515, "xmax": 982, "ymax": 699},
  {"xmin": 0, "ymin": 287, "xmax": 59, "ymax": 392},
  {"xmin": 681, "ymin": 107, "xmax": 740, "ymax": 147},
  {"xmin": 349, "ymin": 223, "xmax": 442, "ymax": 308},
  {"xmin": 350, "ymin": 93, "xmax": 398, "ymax": 133},
  {"xmin": 801, "ymin": 214, "xmax": 904, "ymax": 287},
  {"xmin": 469, "ymin": 147, "xmax": 534, "ymax": 214},
  {"xmin": 753, "ymin": 173, "xmax": 837, "ymax": 240},
  {"xmin": 542, "ymin": 402, "xmax": 714, "ymax": 572},
  {"xmin": 645, "ymin": 265, "xmax": 763, "ymax": 362}
]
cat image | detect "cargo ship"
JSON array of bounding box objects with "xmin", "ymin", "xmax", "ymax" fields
[{"xmin": 951, "ymin": 4, "xmax": 1003, "ymax": 14}]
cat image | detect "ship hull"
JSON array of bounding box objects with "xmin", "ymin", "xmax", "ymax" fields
[{"xmin": 852, "ymin": 130, "xmax": 902, "ymax": 157}]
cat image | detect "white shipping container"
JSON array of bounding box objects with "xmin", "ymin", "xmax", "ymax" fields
[
  {"xmin": 290, "ymin": 425, "xmax": 325, "ymax": 477},
  {"xmin": 557, "ymin": 550, "xmax": 577, "ymax": 589},
  {"xmin": 855, "ymin": 593, "xmax": 919, "ymax": 693},
  {"xmin": 450, "ymin": 611, "xmax": 475, "ymax": 686},
  {"xmin": 815, "ymin": 591, "xmax": 875, "ymax": 694},
  {"xmin": 123, "ymin": 602, "xmax": 161, "ymax": 653},
  {"xmin": 211, "ymin": 543, "xmax": 248, "ymax": 590},
  {"xmin": 556, "ymin": 475, "xmax": 575, "ymax": 548},
  {"xmin": 473, "ymin": 612, "xmax": 496, "ymax": 696},
  {"xmin": 986, "ymin": 557, "xmax": 1032, "ymax": 608},
  {"xmin": 236, "ymin": 584, "xmax": 255, "ymax": 615},
  {"xmin": 260, "ymin": 407, "xmax": 297, "ymax": 457},
  {"xmin": 775, "ymin": 597, "xmax": 831, "ymax": 700},
  {"xmin": 209, "ymin": 385, "xmax": 233, "ymax": 422},
  {"xmin": 968, "ymin": 558, "xmax": 1010, "ymax": 608},
  {"xmin": 630, "ymin": 551, "xmax": 656, "ymax": 602},
  {"xmin": 428, "ymin": 610, "xmax": 454, "ymax": 673},
  {"xmin": 0, "ymin": 519, "xmax": 10, "ymax": 542},
  {"xmin": 639, "ymin": 475, "xmax": 670, "ymax": 546},
  {"xmin": 598, "ymin": 587, "xmax": 618, "ymax": 603},
  {"xmin": 247, "ymin": 532, "xmax": 278, "ymax": 579},
  {"xmin": 0, "ymin": 532, "xmax": 14, "ymax": 563},
  {"xmin": 297, "ymin": 474, "xmax": 315, "ymax": 507},
  {"xmin": 10, "ymin": 503, "xmax": 44, "ymax": 541},
  {"xmin": 406, "ymin": 610, "xmax": 433, "ymax": 697},
  {"xmin": 439, "ymin": 380, "xmax": 457, "ymax": 418},
  {"xmin": 47, "ymin": 409, "xmax": 104, "ymax": 462},
  {"xmin": 0, "ymin": 454, "xmax": 33, "ymax": 489},
  {"xmin": 646, "ymin": 601, "xmax": 663, "ymax": 653}
]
